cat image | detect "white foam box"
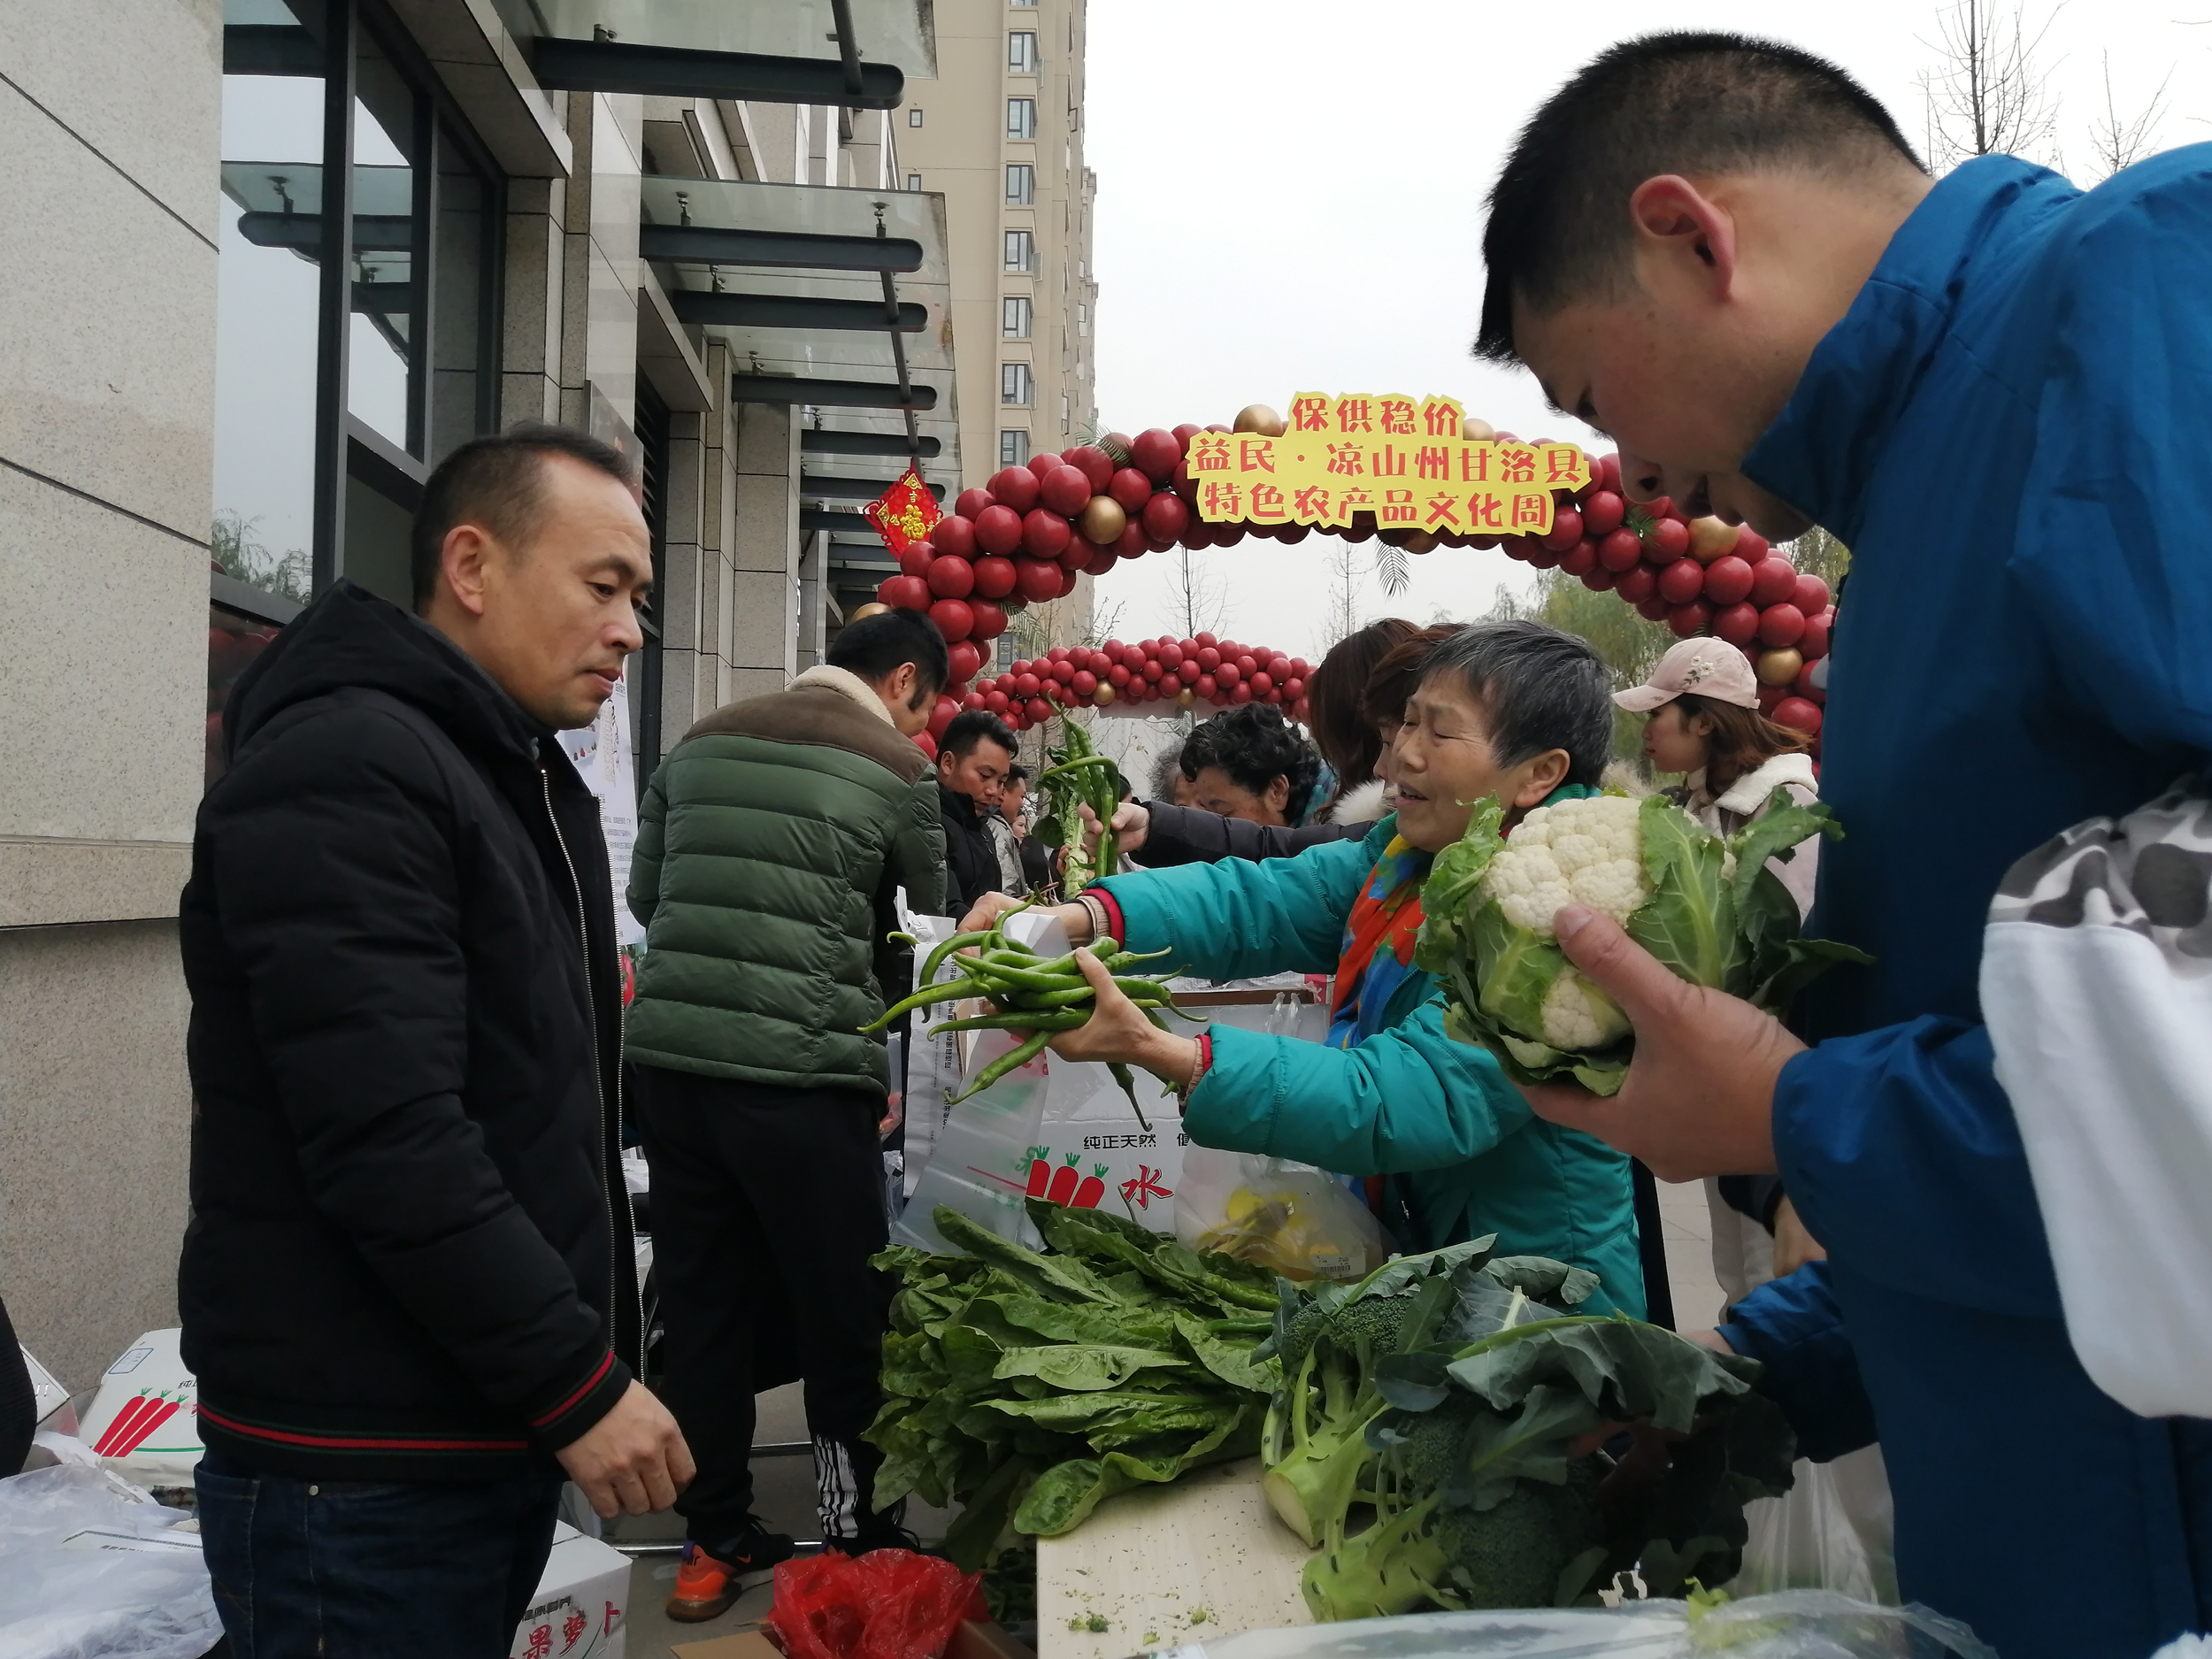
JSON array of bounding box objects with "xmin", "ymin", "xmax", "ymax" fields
[
  {"xmin": 22, "ymin": 1346, "xmax": 72, "ymax": 1431},
  {"xmin": 510, "ymin": 1522, "xmax": 630, "ymax": 1659},
  {"xmin": 77, "ymin": 1329, "xmax": 201, "ymax": 1489}
]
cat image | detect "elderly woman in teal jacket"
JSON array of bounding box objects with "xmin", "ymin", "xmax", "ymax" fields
[{"xmin": 960, "ymin": 621, "xmax": 1644, "ymax": 1315}]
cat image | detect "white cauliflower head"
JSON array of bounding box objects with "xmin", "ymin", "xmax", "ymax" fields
[
  {"xmin": 1484, "ymin": 795, "xmax": 1650, "ymax": 938},
  {"xmin": 1538, "ymin": 969, "xmax": 1632, "ymax": 1051}
]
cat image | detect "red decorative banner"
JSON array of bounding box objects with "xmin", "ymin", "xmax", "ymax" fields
[{"xmin": 864, "ymin": 465, "xmax": 944, "ymax": 555}]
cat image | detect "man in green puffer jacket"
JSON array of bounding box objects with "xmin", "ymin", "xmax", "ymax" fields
[{"xmin": 625, "ymin": 607, "xmax": 947, "ymax": 1616}]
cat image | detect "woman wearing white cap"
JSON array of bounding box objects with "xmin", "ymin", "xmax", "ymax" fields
[{"xmin": 1614, "ymin": 638, "xmax": 1824, "ymax": 1303}]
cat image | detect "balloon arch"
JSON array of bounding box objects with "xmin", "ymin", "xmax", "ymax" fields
[{"xmin": 869, "ymin": 409, "xmax": 1833, "ymax": 752}]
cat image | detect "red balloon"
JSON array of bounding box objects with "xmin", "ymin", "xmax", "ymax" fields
[
  {"xmin": 1160, "ymin": 672, "xmax": 1184, "ymax": 696},
  {"xmin": 931, "ymin": 514, "xmax": 977, "ymax": 560},
  {"xmin": 1799, "ymin": 611, "xmax": 1832, "ymax": 660},
  {"xmin": 974, "ymin": 503, "xmax": 1024, "ymax": 556},
  {"xmin": 898, "ymin": 542, "xmax": 934, "ymax": 579},
  {"xmin": 1062, "ymin": 445, "xmax": 1114, "ymax": 493},
  {"xmin": 1616, "ymin": 565, "xmax": 1659, "ymax": 604},
  {"xmin": 926, "ymin": 555, "xmax": 975, "ymax": 599},
  {"xmin": 1772, "ymin": 696, "xmax": 1824, "ymax": 735},
  {"xmin": 955, "ymin": 488, "xmax": 993, "ymax": 521},
  {"xmin": 879, "ymin": 573, "xmax": 931, "ymax": 611},
  {"xmin": 1702, "ymin": 556, "xmax": 1755, "ymax": 607},
  {"xmin": 1712, "ymin": 601, "xmax": 1761, "ymax": 645},
  {"xmin": 984, "ymin": 688, "xmax": 1010, "ymax": 714},
  {"xmin": 1054, "ymin": 562, "xmax": 1080, "ymax": 597},
  {"xmin": 948, "ymin": 640, "xmax": 984, "ymax": 683},
  {"xmin": 1108, "ymin": 467, "xmax": 1154, "ymax": 513},
  {"xmin": 1793, "ymin": 574, "xmax": 1832, "ymax": 614},
  {"xmin": 1667, "ymin": 599, "xmax": 1714, "ymax": 638},
  {"xmin": 913, "ymin": 731, "xmax": 937, "ymax": 759},
  {"xmin": 1543, "ymin": 507, "xmax": 1584, "ymax": 551},
  {"xmin": 1026, "ymin": 450, "xmax": 1064, "ymax": 479},
  {"xmin": 1580, "ymin": 565, "xmax": 1618, "ymax": 593},
  {"xmin": 1196, "ymin": 646, "xmax": 1221, "ymax": 671},
  {"xmin": 1581, "ymin": 490, "xmax": 1626, "ymax": 537},
  {"xmin": 1141, "ymin": 492, "xmax": 1190, "ymax": 541},
  {"xmin": 1189, "ymin": 672, "xmax": 1214, "ymax": 701},
  {"xmin": 1757, "ymin": 682, "xmax": 1785, "ymax": 715},
  {"xmin": 1249, "ymin": 670, "xmax": 1274, "ymax": 696},
  {"xmin": 1108, "ymin": 664, "xmax": 1131, "ymax": 687},
  {"xmin": 1598, "ymin": 528, "xmax": 1645, "ymax": 572},
  {"xmin": 1756, "ymin": 603, "xmax": 1807, "ymax": 648},
  {"xmin": 1747, "ymin": 557, "xmax": 1799, "ymax": 608},
  {"xmin": 971, "ymin": 555, "xmax": 1017, "ymax": 599},
  {"xmin": 1038, "ymin": 465, "xmax": 1091, "ymax": 517},
  {"xmin": 1114, "ymin": 520, "xmax": 1148, "ymax": 559},
  {"xmin": 969, "ymin": 598, "xmax": 1008, "ymax": 641},
  {"xmin": 1013, "ymin": 671, "xmax": 1041, "ymax": 696},
  {"xmin": 1559, "ymin": 540, "xmax": 1600, "ymax": 577},
  {"xmin": 1657, "ymin": 558, "xmax": 1707, "ymax": 605},
  {"xmin": 988, "ymin": 466, "xmax": 1041, "ymax": 514},
  {"xmin": 1636, "ymin": 592, "xmax": 1674, "ymax": 623},
  {"xmin": 1598, "ymin": 454, "xmax": 1623, "ymax": 493},
  {"xmin": 1215, "ymin": 661, "xmax": 1242, "ymax": 689},
  {"xmin": 1131, "ymin": 428, "xmax": 1182, "ymax": 483},
  {"xmin": 1013, "ymin": 558, "xmax": 1063, "ymax": 604},
  {"xmin": 1171, "ymin": 422, "xmax": 1203, "ymax": 448},
  {"xmin": 1048, "ymin": 658, "xmax": 1075, "ymax": 684},
  {"xmin": 1087, "ymin": 549, "xmax": 1118, "ymax": 577},
  {"xmin": 1281, "ymin": 675, "xmax": 1306, "ymax": 702},
  {"xmin": 1735, "ymin": 529, "xmax": 1772, "ymax": 563},
  {"xmin": 1230, "ymin": 681, "xmax": 1254, "ymax": 704},
  {"xmin": 1644, "ymin": 517, "xmax": 1691, "ymax": 561},
  {"xmin": 1025, "ymin": 697, "xmax": 1053, "ymax": 725},
  {"xmin": 994, "ymin": 672, "xmax": 1018, "ymax": 693},
  {"xmin": 928, "ymin": 598, "xmax": 975, "ymax": 641},
  {"xmin": 1022, "ymin": 507, "xmax": 1072, "ymax": 559}
]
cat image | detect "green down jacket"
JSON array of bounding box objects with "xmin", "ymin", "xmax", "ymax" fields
[{"xmin": 626, "ymin": 667, "xmax": 947, "ymax": 1096}]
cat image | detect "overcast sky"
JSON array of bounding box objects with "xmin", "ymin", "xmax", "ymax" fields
[{"xmin": 1084, "ymin": 0, "xmax": 2210, "ymax": 661}]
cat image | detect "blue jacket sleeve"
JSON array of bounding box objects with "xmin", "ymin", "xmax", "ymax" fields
[
  {"xmin": 1719, "ymin": 1263, "xmax": 1880, "ymax": 1463},
  {"xmin": 1096, "ymin": 833, "xmax": 1374, "ymax": 980},
  {"xmin": 1181, "ymin": 996, "xmax": 1532, "ymax": 1176}
]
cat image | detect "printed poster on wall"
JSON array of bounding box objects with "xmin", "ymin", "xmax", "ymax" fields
[{"xmin": 557, "ymin": 685, "xmax": 644, "ymax": 947}]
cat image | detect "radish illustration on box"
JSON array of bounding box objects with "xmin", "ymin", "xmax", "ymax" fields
[{"xmin": 77, "ymin": 1329, "xmax": 203, "ymax": 1489}]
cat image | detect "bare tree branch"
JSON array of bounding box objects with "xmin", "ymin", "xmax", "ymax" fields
[
  {"xmin": 2086, "ymin": 52, "xmax": 2170, "ymax": 179},
  {"xmin": 1322, "ymin": 538, "xmax": 1366, "ymax": 651},
  {"xmin": 1164, "ymin": 544, "xmax": 1228, "ymax": 641},
  {"xmin": 1919, "ymin": 0, "xmax": 2062, "ymax": 171}
]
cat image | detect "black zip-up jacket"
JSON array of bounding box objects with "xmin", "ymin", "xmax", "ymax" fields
[
  {"xmin": 179, "ymin": 581, "xmax": 638, "ymax": 1481},
  {"xmin": 936, "ymin": 780, "xmax": 1004, "ymax": 918}
]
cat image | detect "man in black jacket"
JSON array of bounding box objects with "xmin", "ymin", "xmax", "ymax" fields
[
  {"xmin": 180, "ymin": 426, "xmax": 691, "ymax": 1656},
  {"xmin": 934, "ymin": 709, "xmax": 1018, "ymax": 916}
]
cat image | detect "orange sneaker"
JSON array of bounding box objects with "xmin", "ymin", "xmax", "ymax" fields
[{"xmin": 664, "ymin": 1531, "xmax": 793, "ymax": 1623}]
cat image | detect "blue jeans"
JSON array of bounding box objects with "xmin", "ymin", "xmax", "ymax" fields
[{"xmin": 195, "ymin": 1448, "xmax": 564, "ymax": 1659}]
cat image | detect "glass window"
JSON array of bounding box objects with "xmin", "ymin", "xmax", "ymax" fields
[
  {"xmin": 1002, "ymin": 364, "xmax": 1032, "ymax": 406},
  {"xmin": 1000, "ymin": 429, "xmax": 1030, "ymax": 466},
  {"xmin": 1002, "ymin": 296, "xmax": 1031, "ymax": 339},
  {"xmin": 1077, "ymin": 303, "xmax": 1087, "ymax": 337},
  {"xmin": 347, "ymin": 26, "xmax": 419, "ymax": 453},
  {"xmin": 213, "ymin": 0, "xmax": 330, "ymax": 598},
  {"xmin": 1009, "ymin": 31, "xmax": 1038, "ymax": 73},
  {"xmin": 906, "ymin": 173, "xmax": 922, "ymax": 191},
  {"xmin": 1006, "ymin": 98, "xmax": 1035, "ymax": 140},
  {"xmin": 908, "ymin": 106, "xmax": 924, "ymax": 127},
  {"xmin": 1061, "ymin": 393, "xmax": 1070, "ymax": 429},
  {"xmin": 1004, "ymin": 164, "xmax": 1033, "ymax": 205},
  {"xmin": 1003, "ymin": 230, "xmax": 1033, "ymax": 272}
]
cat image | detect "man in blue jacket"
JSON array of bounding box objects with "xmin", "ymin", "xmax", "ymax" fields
[{"xmin": 1479, "ymin": 31, "xmax": 2212, "ymax": 1659}]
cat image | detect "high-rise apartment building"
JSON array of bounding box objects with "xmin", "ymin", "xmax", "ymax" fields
[{"xmin": 897, "ymin": 0, "xmax": 1097, "ymax": 488}]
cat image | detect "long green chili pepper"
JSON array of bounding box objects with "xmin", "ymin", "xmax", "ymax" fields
[
  {"xmin": 1108, "ymin": 1062, "xmax": 1153, "ymax": 1133},
  {"xmin": 918, "ymin": 928, "xmax": 990, "ymax": 987},
  {"xmin": 857, "ymin": 978, "xmax": 976, "ymax": 1033},
  {"xmin": 931, "ymin": 1010, "xmax": 1087, "ymax": 1035},
  {"xmin": 1034, "ymin": 755, "xmax": 1116, "ymax": 785},
  {"xmin": 945, "ymin": 1029, "xmax": 1052, "ymax": 1104}
]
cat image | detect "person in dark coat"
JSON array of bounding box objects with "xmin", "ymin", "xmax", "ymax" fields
[
  {"xmin": 180, "ymin": 426, "xmax": 689, "ymax": 1658},
  {"xmin": 933, "ymin": 710, "xmax": 1018, "ymax": 916}
]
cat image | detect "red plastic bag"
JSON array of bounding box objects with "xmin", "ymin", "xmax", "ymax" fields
[{"xmin": 766, "ymin": 1548, "xmax": 983, "ymax": 1659}]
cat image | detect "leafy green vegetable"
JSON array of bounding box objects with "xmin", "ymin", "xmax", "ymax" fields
[
  {"xmin": 1262, "ymin": 1247, "xmax": 1796, "ymax": 1620},
  {"xmin": 1416, "ymin": 787, "xmax": 1870, "ymax": 1095},
  {"xmin": 865, "ymin": 1200, "xmax": 1282, "ymax": 1569}
]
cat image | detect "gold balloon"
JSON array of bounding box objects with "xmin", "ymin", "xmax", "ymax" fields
[
  {"xmin": 1177, "ymin": 687, "xmax": 1196, "ymax": 709},
  {"xmin": 1093, "ymin": 684, "xmax": 1116, "ymax": 707},
  {"xmin": 1756, "ymin": 648, "xmax": 1804, "ymax": 687},
  {"xmin": 849, "ymin": 602, "xmax": 891, "ymax": 620},
  {"xmin": 1079, "ymin": 494, "xmax": 1127, "ymax": 544},
  {"xmin": 1460, "ymin": 416, "xmax": 1497, "ymax": 442},
  {"xmin": 1402, "ymin": 530, "xmax": 1439, "ymax": 555},
  {"xmin": 1233, "ymin": 403, "xmax": 1289, "ymax": 437},
  {"xmin": 1688, "ymin": 517, "xmax": 1740, "ymax": 564}
]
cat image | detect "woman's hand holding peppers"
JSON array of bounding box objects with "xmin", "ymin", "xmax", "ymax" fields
[{"xmin": 1044, "ymin": 948, "xmax": 1201, "ymax": 1085}]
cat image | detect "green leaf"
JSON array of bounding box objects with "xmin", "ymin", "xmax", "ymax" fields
[
  {"xmin": 938, "ymin": 1455, "xmax": 1033, "ymax": 1571},
  {"xmin": 933, "ymin": 1206, "xmax": 1118, "ymax": 1305},
  {"xmin": 1445, "ymin": 1317, "xmax": 1758, "ymax": 1434},
  {"xmin": 981, "ymin": 1389, "xmax": 1220, "ymax": 1427},
  {"xmin": 1172, "ymin": 1310, "xmax": 1282, "ymax": 1394},
  {"xmin": 1626, "ymin": 793, "xmax": 1741, "ymax": 991},
  {"xmin": 1413, "ymin": 797, "xmax": 1506, "ymax": 976},
  {"xmin": 1438, "ymin": 1382, "xmax": 1606, "ymax": 1511},
  {"xmin": 992, "ymin": 1344, "xmax": 1189, "ymax": 1392},
  {"xmin": 1725, "ymin": 789, "xmax": 1841, "ymax": 906},
  {"xmin": 1032, "ymin": 814, "xmax": 1067, "ymax": 850}
]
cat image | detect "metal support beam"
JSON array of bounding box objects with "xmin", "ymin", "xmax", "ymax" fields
[
  {"xmin": 530, "ymin": 37, "xmax": 902, "ymax": 108},
  {"xmin": 801, "ymin": 474, "xmax": 945, "ymax": 501},
  {"xmin": 671, "ymin": 292, "xmax": 926, "ymax": 332},
  {"xmin": 801, "ymin": 430, "xmax": 941, "ymax": 459},
  {"xmin": 800, "ymin": 509, "xmax": 876, "ymax": 534},
  {"xmin": 734, "ymin": 376, "xmax": 937, "ymax": 411},
  {"xmin": 637, "ymin": 223, "xmax": 922, "ymax": 274},
  {"xmin": 223, "ymin": 24, "xmax": 323, "ymax": 75}
]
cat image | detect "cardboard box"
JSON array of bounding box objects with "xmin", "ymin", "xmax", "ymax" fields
[
  {"xmin": 77, "ymin": 1329, "xmax": 201, "ymax": 1490},
  {"xmin": 22, "ymin": 1345, "xmax": 71, "ymax": 1431},
  {"xmin": 671, "ymin": 1631, "xmax": 780, "ymax": 1659},
  {"xmin": 510, "ymin": 1522, "xmax": 630, "ymax": 1659},
  {"xmin": 946, "ymin": 1619, "xmax": 1038, "ymax": 1659}
]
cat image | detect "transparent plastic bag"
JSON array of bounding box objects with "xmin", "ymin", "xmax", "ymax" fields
[
  {"xmin": 1728, "ymin": 1447, "xmax": 1897, "ymax": 1604},
  {"xmin": 0, "ymin": 1464, "xmax": 219, "ymax": 1659},
  {"xmin": 1173, "ymin": 1145, "xmax": 1391, "ymax": 1282},
  {"xmin": 1146, "ymin": 1591, "xmax": 1992, "ymax": 1658}
]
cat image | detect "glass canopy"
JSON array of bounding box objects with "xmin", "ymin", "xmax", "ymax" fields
[{"xmin": 486, "ymin": 0, "xmax": 936, "ymax": 78}]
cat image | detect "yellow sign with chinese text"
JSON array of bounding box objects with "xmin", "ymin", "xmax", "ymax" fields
[{"xmin": 1187, "ymin": 393, "xmax": 1589, "ymax": 536}]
